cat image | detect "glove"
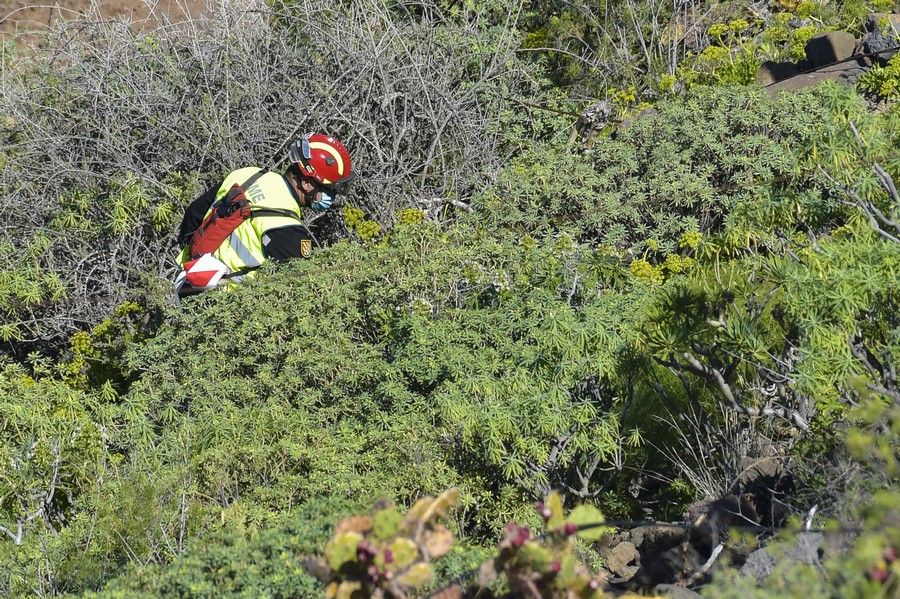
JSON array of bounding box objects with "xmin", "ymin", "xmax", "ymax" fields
[{"xmin": 310, "ymin": 190, "xmax": 333, "ymax": 212}]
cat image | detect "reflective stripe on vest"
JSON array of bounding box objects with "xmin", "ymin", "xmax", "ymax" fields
[
  {"xmin": 227, "ymin": 231, "xmax": 262, "ymax": 268},
  {"xmin": 178, "ymin": 167, "xmax": 303, "ymax": 273}
]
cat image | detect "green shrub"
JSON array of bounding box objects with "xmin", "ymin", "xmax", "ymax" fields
[
  {"xmin": 859, "ymin": 54, "xmax": 900, "ymax": 100},
  {"xmin": 477, "ymin": 86, "xmax": 827, "ymax": 249}
]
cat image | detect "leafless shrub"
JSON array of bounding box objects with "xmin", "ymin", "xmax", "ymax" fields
[
  {"xmin": 522, "ymin": 0, "xmax": 719, "ymax": 91},
  {"xmin": 0, "ymin": 0, "xmax": 528, "ymax": 353},
  {"xmin": 650, "ymin": 403, "xmax": 784, "ymax": 501}
]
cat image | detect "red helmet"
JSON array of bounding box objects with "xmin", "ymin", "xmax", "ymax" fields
[{"xmin": 288, "ymin": 133, "xmax": 353, "ymax": 192}]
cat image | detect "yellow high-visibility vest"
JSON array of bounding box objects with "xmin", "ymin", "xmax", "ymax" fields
[{"xmin": 178, "ymin": 167, "xmax": 304, "ymax": 276}]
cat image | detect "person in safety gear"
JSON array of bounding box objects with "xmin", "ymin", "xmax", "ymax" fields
[{"xmin": 174, "ymin": 133, "xmax": 353, "ymax": 295}]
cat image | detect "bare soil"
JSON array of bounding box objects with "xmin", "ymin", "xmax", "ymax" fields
[{"xmin": 0, "ymin": 0, "xmax": 208, "ymax": 43}]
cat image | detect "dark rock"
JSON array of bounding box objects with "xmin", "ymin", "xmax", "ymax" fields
[
  {"xmin": 865, "ymin": 13, "xmax": 900, "ymax": 33},
  {"xmin": 740, "ymin": 546, "xmax": 779, "ymax": 583},
  {"xmin": 686, "ymin": 495, "xmax": 760, "ymax": 531},
  {"xmin": 629, "ymin": 525, "xmax": 646, "ymax": 548},
  {"xmin": 820, "ymin": 528, "xmax": 859, "ymax": 561},
  {"xmin": 631, "ymin": 525, "xmax": 688, "ymax": 555},
  {"xmin": 641, "ymin": 87, "xmax": 661, "ymax": 102},
  {"xmin": 766, "ymin": 59, "xmax": 869, "ymax": 94},
  {"xmin": 785, "ymin": 532, "xmax": 824, "ymax": 566},
  {"xmin": 738, "ymin": 456, "xmax": 783, "ymax": 483},
  {"xmin": 863, "ymin": 14, "xmax": 900, "ymax": 63},
  {"xmin": 740, "ymin": 532, "xmax": 824, "ymax": 583},
  {"xmin": 804, "ymin": 31, "xmax": 858, "ymax": 68},
  {"xmin": 580, "ymin": 99, "xmax": 613, "ymax": 130},
  {"xmin": 757, "ymin": 61, "xmax": 800, "ymax": 85},
  {"xmin": 633, "ymin": 542, "xmax": 705, "ymax": 586},
  {"xmin": 736, "ymin": 457, "xmax": 794, "ymax": 528},
  {"xmin": 655, "ymin": 584, "xmax": 704, "ymax": 599}
]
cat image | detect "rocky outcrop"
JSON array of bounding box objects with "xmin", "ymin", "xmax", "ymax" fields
[
  {"xmin": 600, "ymin": 539, "xmax": 640, "ymax": 581},
  {"xmin": 654, "ymin": 584, "xmax": 704, "ymax": 599},
  {"xmin": 597, "ymin": 457, "xmax": 800, "ymax": 593},
  {"xmin": 760, "ymin": 13, "xmax": 899, "ymax": 94},
  {"xmin": 765, "ymin": 59, "xmax": 870, "ymax": 93},
  {"xmin": 862, "ymin": 13, "xmax": 900, "ymax": 62},
  {"xmin": 757, "ymin": 61, "xmax": 800, "ymax": 86},
  {"xmin": 804, "ymin": 31, "xmax": 859, "ymax": 68},
  {"xmin": 740, "ymin": 532, "xmax": 824, "ymax": 583}
]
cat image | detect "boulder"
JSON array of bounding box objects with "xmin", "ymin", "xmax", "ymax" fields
[
  {"xmin": 600, "ymin": 540, "xmax": 640, "ymax": 581},
  {"xmin": 685, "ymin": 495, "xmax": 760, "ymax": 531},
  {"xmin": 655, "ymin": 584, "xmax": 704, "ymax": 599},
  {"xmin": 766, "ymin": 59, "xmax": 869, "ymax": 95},
  {"xmin": 863, "ymin": 14, "xmax": 900, "ymax": 63},
  {"xmin": 631, "ymin": 525, "xmax": 688, "ymax": 555},
  {"xmin": 740, "ymin": 532, "xmax": 824, "ymax": 583},
  {"xmin": 804, "ymin": 31, "xmax": 858, "ymax": 68},
  {"xmin": 820, "ymin": 529, "xmax": 859, "ymax": 561},
  {"xmin": 633, "ymin": 542, "xmax": 705, "ymax": 586},
  {"xmin": 736, "ymin": 457, "xmax": 794, "ymax": 528},
  {"xmin": 757, "ymin": 60, "xmax": 800, "ymax": 86}
]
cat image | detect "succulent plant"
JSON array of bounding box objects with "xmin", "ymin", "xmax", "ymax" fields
[
  {"xmin": 478, "ymin": 491, "xmax": 609, "ymax": 599},
  {"xmin": 308, "ymin": 489, "xmax": 459, "ymax": 599}
]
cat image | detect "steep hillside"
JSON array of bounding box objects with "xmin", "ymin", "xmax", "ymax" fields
[{"xmin": 1, "ymin": 1, "xmax": 898, "ymax": 597}]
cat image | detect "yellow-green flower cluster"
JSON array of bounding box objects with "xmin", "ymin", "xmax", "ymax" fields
[
  {"xmin": 70, "ymin": 330, "xmax": 95, "ymax": 358},
  {"xmin": 113, "ymin": 300, "xmax": 143, "ymax": 317},
  {"xmin": 62, "ymin": 301, "xmax": 145, "ymax": 387},
  {"xmin": 343, "ymin": 206, "xmax": 382, "ymax": 241},
  {"xmin": 663, "ymin": 253, "xmax": 697, "ymax": 274},
  {"xmin": 790, "ymin": 25, "xmax": 818, "ymax": 60},
  {"xmin": 699, "ymin": 45, "xmax": 730, "ymax": 64},
  {"xmin": 397, "ymin": 208, "xmax": 425, "ymax": 225},
  {"xmin": 629, "ymin": 258, "xmax": 664, "ymax": 284},
  {"xmin": 343, "ymin": 206, "xmax": 365, "ymax": 228},
  {"xmin": 859, "ymin": 53, "xmax": 900, "ymax": 100},
  {"xmin": 63, "ymin": 330, "xmax": 96, "ymax": 386},
  {"xmin": 708, "ymin": 23, "xmax": 730, "ymax": 40},
  {"xmin": 355, "ymin": 221, "xmax": 382, "ymax": 241},
  {"xmin": 656, "ymin": 73, "xmax": 677, "ymax": 94},
  {"xmin": 678, "ymin": 231, "xmax": 703, "ymax": 250},
  {"xmin": 708, "ymin": 19, "xmax": 750, "ymax": 42},
  {"xmin": 795, "ymin": 1, "xmax": 817, "ymax": 18}
]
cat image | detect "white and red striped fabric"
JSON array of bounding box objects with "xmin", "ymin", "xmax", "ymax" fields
[{"xmin": 174, "ymin": 253, "xmax": 229, "ymax": 293}]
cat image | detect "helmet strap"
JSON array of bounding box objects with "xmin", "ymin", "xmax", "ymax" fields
[{"xmin": 284, "ymin": 164, "xmax": 310, "ymax": 207}]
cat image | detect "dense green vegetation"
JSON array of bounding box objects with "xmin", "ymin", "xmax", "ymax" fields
[{"xmin": 1, "ymin": 0, "xmax": 898, "ymax": 597}]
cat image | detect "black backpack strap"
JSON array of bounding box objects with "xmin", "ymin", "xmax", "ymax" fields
[
  {"xmin": 241, "ymin": 168, "xmax": 267, "ymax": 191},
  {"xmin": 250, "ymin": 207, "xmax": 303, "ymax": 222},
  {"xmin": 210, "ymin": 168, "xmax": 267, "ymax": 213},
  {"xmin": 240, "ymin": 170, "xmax": 302, "ymax": 223}
]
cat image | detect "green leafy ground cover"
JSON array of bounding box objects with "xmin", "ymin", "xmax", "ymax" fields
[{"xmin": 1, "ymin": 0, "xmax": 899, "ymax": 596}]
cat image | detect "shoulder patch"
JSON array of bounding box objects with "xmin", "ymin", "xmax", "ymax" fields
[{"xmin": 300, "ymin": 239, "xmax": 312, "ymax": 258}]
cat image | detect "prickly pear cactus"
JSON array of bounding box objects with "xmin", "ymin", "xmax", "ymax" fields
[
  {"xmin": 478, "ymin": 491, "xmax": 609, "ymax": 599},
  {"xmin": 307, "ymin": 489, "xmax": 459, "ymax": 599}
]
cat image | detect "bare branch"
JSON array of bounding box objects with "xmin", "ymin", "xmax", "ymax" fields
[{"xmin": 661, "ymin": 352, "xmax": 809, "ymax": 431}]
